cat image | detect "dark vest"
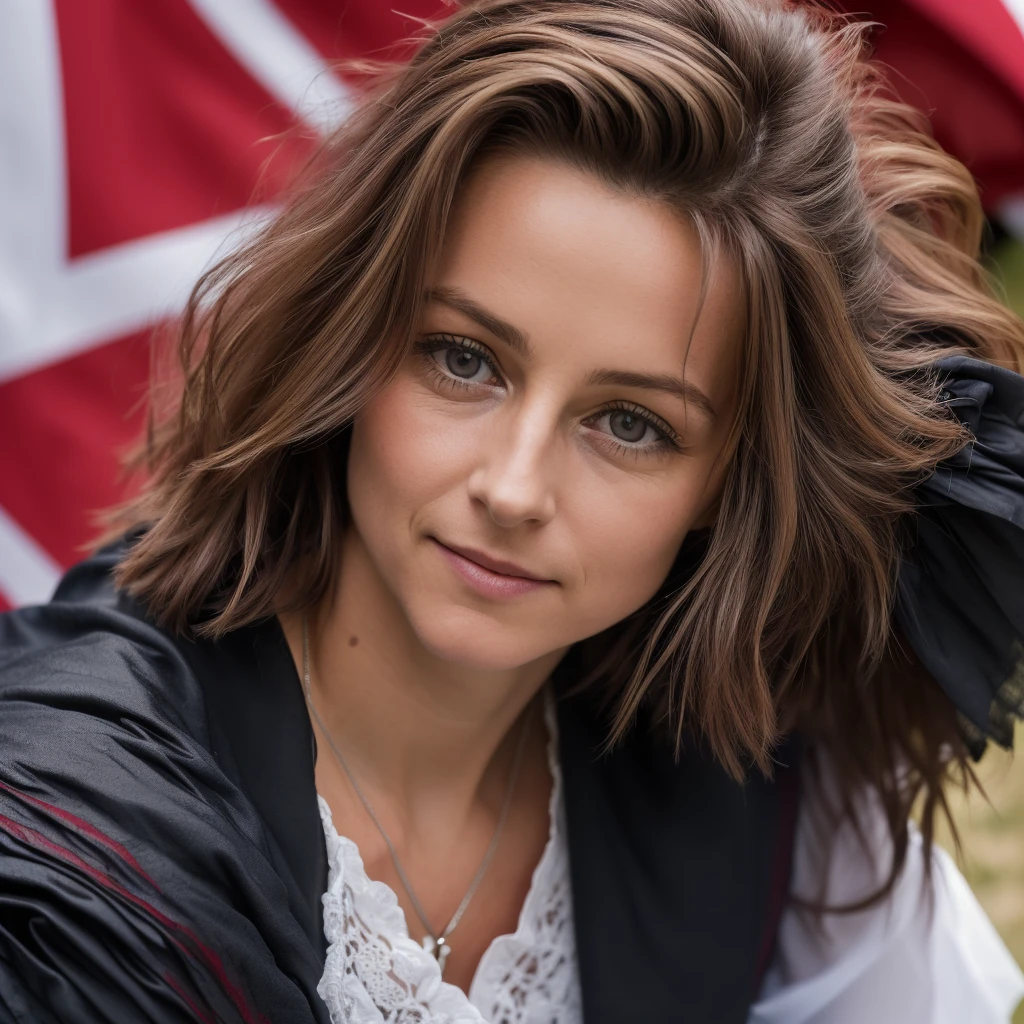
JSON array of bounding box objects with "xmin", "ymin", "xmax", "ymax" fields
[{"xmin": 40, "ymin": 547, "xmax": 801, "ymax": 1023}]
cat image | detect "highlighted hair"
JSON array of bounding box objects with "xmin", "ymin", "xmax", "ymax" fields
[{"xmin": 111, "ymin": 0, "xmax": 1024, "ymax": 902}]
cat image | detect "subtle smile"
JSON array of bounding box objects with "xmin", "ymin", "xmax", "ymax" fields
[{"xmin": 431, "ymin": 539, "xmax": 557, "ymax": 599}]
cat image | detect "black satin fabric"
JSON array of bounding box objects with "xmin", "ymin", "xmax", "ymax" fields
[
  {"xmin": 0, "ymin": 544, "xmax": 800, "ymax": 1023},
  {"xmin": 897, "ymin": 355, "xmax": 1024, "ymax": 755},
  {"xmin": 0, "ymin": 550, "xmax": 330, "ymax": 1024}
]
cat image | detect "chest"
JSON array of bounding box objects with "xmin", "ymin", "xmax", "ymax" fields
[
  {"xmin": 169, "ymin": 600, "xmax": 801, "ymax": 1023},
  {"xmin": 302, "ymin": 701, "xmax": 801, "ymax": 1024},
  {"xmin": 315, "ymin": 784, "xmax": 580, "ymax": 1023},
  {"xmin": 313, "ymin": 744, "xmax": 553, "ymax": 994}
]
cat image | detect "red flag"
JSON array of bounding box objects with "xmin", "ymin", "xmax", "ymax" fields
[
  {"xmin": 837, "ymin": 0, "xmax": 1024, "ymax": 220},
  {"xmin": 0, "ymin": 0, "xmax": 443, "ymax": 608}
]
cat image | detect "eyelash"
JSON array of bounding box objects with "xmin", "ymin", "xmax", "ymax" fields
[
  {"xmin": 413, "ymin": 335, "xmax": 503, "ymax": 392},
  {"xmin": 414, "ymin": 334, "xmax": 685, "ymax": 457},
  {"xmin": 584, "ymin": 402, "xmax": 684, "ymax": 458}
]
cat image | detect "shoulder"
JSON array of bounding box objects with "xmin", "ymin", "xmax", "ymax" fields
[
  {"xmin": 0, "ymin": 542, "xmax": 209, "ymax": 741},
  {"xmin": 0, "ymin": 545, "xmax": 328, "ymax": 1023},
  {"xmin": 0, "ymin": 545, "xmax": 228, "ymax": 846}
]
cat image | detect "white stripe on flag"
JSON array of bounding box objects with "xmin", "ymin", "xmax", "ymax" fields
[
  {"xmin": 0, "ymin": 207, "xmax": 273, "ymax": 384},
  {"xmin": 187, "ymin": 0, "xmax": 354, "ymax": 133},
  {"xmin": 0, "ymin": 504, "xmax": 62, "ymax": 608},
  {"xmin": 1001, "ymin": 0, "xmax": 1024, "ymax": 36}
]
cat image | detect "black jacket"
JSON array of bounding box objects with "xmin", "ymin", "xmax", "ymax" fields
[{"xmin": 0, "ymin": 545, "xmax": 799, "ymax": 1024}]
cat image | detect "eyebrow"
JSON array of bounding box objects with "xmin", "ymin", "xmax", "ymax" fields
[
  {"xmin": 586, "ymin": 369, "xmax": 717, "ymax": 423},
  {"xmin": 425, "ymin": 285, "xmax": 716, "ymax": 423},
  {"xmin": 426, "ymin": 286, "xmax": 530, "ymax": 357}
]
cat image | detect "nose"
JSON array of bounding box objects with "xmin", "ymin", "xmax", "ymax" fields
[{"xmin": 467, "ymin": 403, "xmax": 558, "ymax": 528}]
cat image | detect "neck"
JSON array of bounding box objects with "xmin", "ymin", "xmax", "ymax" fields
[{"xmin": 280, "ymin": 527, "xmax": 563, "ymax": 827}]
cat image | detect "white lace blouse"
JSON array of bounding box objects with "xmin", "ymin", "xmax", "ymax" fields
[{"xmin": 314, "ymin": 700, "xmax": 1024, "ymax": 1024}]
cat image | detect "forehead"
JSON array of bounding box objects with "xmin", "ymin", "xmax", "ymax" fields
[{"xmin": 432, "ymin": 153, "xmax": 746, "ymax": 412}]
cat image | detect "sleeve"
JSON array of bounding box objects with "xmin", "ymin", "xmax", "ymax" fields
[
  {"xmin": 895, "ymin": 354, "xmax": 1024, "ymax": 755},
  {"xmin": 0, "ymin": 610, "xmax": 325, "ymax": 1024},
  {"xmin": 748, "ymin": 758, "xmax": 1024, "ymax": 1024}
]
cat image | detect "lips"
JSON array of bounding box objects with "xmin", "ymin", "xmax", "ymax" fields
[
  {"xmin": 434, "ymin": 539, "xmax": 552, "ymax": 582},
  {"xmin": 430, "ymin": 537, "xmax": 557, "ymax": 601}
]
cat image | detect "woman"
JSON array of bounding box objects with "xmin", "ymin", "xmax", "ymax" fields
[{"xmin": 1, "ymin": 0, "xmax": 1023, "ymax": 1021}]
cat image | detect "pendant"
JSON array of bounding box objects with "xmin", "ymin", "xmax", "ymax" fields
[{"xmin": 421, "ymin": 934, "xmax": 452, "ymax": 974}]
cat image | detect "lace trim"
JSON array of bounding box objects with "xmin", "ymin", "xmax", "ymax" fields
[
  {"xmin": 467, "ymin": 696, "xmax": 582, "ymax": 1024},
  {"xmin": 316, "ymin": 692, "xmax": 582, "ymax": 1024}
]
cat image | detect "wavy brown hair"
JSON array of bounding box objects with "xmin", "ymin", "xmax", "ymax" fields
[{"xmin": 111, "ymin": 0, "xmax": 1024, "ymax": 895}]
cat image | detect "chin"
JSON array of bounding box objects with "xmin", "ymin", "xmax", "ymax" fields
[{"xmin": 406, "ymin": 602, "xmax": 554, "ymax": 673}]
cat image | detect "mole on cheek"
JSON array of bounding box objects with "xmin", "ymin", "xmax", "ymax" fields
[{"xmin": 348, "ymin": 636, "xmax": 359, "ymax": 647}]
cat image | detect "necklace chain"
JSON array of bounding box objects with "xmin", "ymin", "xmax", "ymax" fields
[{"xmin": 301, "ymin": 616, "xmax": 532, "ymax": 976}]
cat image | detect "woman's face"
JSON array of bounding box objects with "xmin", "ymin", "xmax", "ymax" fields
[{"xmin": 347, "ymin": 154, "xmax": 745, "ymax": 671}]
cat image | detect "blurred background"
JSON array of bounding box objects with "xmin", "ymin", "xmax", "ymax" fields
[{"xmin": 0, "ymin": 0, "xmax": 1022, "ymax": 1014}]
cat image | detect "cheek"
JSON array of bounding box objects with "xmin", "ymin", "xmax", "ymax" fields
[
  {"xmin": 568, "ymin": 474, "xmax": 706, "ymax": 633},
  {"xmin": 346, "ymin": 375, "xmax": 477, "ymax": 538}
]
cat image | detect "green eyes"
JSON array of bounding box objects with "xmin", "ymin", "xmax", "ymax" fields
[{"xmin": 414, "ymin": 334, "xmax": 682, "ymax": 456}]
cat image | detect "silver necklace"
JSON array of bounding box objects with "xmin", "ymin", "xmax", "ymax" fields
[{"xmin": 301, "ymin": 616, "xmax": 532, "ymax": 976}]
